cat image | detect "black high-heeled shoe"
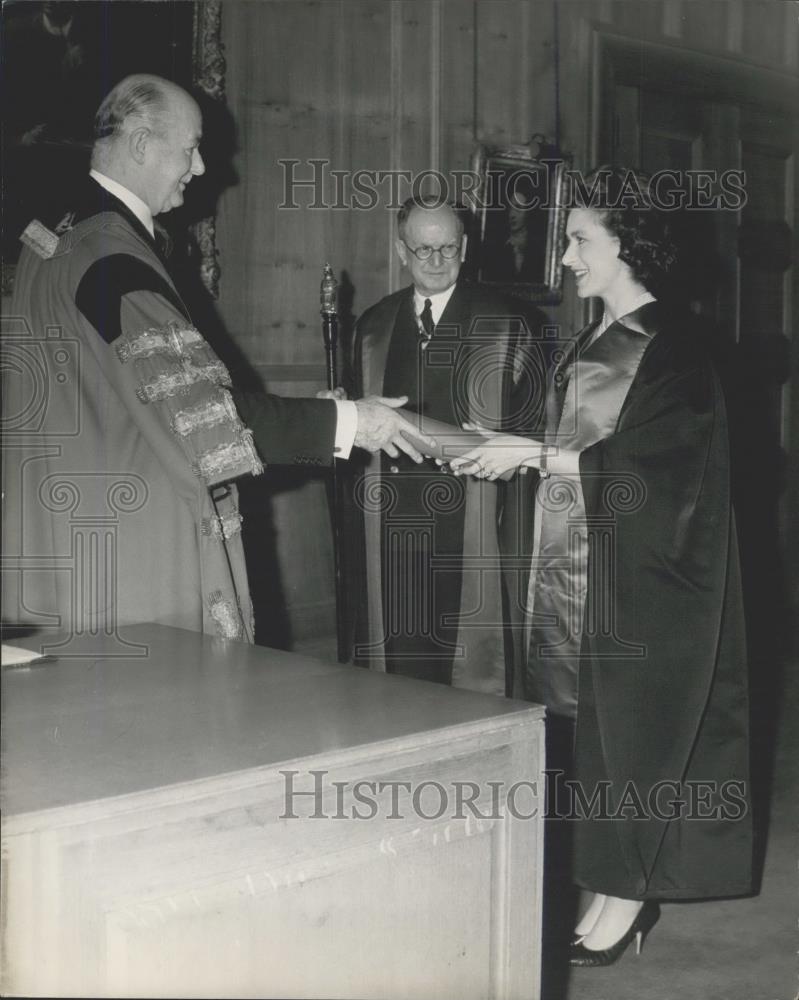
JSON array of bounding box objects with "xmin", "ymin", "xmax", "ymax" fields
[{"xmin": 569, "ymin": 902, "xmax": 660, "ymax": 967}]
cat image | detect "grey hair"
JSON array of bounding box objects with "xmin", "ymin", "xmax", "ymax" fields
[
  {"xmin": 93, "ymin": 74, "xmax": 173, "ymax": 143},
  {"xmin": 397, "ymin": 195, "xmax": 466, "ymax": 241}
]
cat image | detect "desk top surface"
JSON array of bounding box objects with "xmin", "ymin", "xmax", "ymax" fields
[{"xmin": 2, "ymin": 625, "xmax": 541, "ymax": 818}]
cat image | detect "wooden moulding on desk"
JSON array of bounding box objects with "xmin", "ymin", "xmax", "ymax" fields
[{"xmin": 1, "ymin": 624, "xmax": 545, "ymax": 999}]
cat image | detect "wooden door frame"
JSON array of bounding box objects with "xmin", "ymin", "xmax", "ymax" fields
[
  {"xmin": 588, "ymin": 23, "xmax": 799, "ymax": 607},
  {"xmin": 590, "ymin": 25, "xmax": 797, "ymax": 149}
]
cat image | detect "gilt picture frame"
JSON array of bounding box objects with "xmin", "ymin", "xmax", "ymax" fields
[
  {"xmin": 1, "ymin": 0, "xmax": 223, "ymax": 298},
  {"xmin": 467, "ymin": 142, "xmax": 568, "ymax": 303}
]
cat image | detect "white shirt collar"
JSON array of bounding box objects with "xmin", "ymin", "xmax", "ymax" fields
[
  {"xmin": 595, "ymin": 291, "xmax": 656, "ymax": 340},
  {"xmin": 413, "ymin": 282, "xmax": 457, "ymax": 327},
  {"xmin": 90, "ymin": 169, "xmax": 155, "ymax": 237}
]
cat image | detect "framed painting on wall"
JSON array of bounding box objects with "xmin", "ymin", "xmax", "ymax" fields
[
  {"xmin": 467, "ymin": 139, "xmax": 569, "ymax": 303},
  {"xmin": 2, "ymin": 0, "xmax": 224, "ymax": 296}
]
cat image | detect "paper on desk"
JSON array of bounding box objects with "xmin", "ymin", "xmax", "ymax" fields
[{"xmin": 2, "ymin": 644, "xmax": 50, "ymax": 667}]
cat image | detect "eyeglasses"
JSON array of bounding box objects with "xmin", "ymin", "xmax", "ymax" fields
[{"xmin": 402, "ymin": 240, "xmax": 461, "ymax": 261}]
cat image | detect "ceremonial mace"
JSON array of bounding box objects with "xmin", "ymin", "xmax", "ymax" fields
[{"xmin": 320, "ymin": 264, "xmax": 348, "ymax": 662}]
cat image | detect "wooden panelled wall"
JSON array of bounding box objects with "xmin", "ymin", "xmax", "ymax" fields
[{"xmin": 214, "ymin": 0, "xmax": 798, "ymax": 647}]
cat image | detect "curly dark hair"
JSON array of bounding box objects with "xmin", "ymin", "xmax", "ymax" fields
[{"xmin": 567, "ymin": 165, "xmax": 677, "ymax": 292}]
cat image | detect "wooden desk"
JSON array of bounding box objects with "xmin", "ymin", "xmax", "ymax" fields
[{"xmin": 1, "ymin": 626, "xmax": 544, "ymax": 998}]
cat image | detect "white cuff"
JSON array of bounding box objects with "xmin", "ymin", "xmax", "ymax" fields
[{"xmin": 333, "ymin": 400, "xmax": 357, "ymax": 459}]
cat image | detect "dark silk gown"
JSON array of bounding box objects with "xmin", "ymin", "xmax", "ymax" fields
[{"xmin": 527, "ymin": 301, "xmax": 752, "ymax": 900}]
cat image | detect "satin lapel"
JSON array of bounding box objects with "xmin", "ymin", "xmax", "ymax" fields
[
  {"xmin": 615, "ymin": 300, "xmax": 663, "ymax": 339},
  {"xmin": 437, "ymin": 284, "xmax": 509, "ymax": 426},
  {"xmin": 358, "ymin": 288, "xmax": 412, "ymax": 674},
  {"xmin": 360, "ymin": 288, "xmax": 413, "ymax": 396},
  {"xmin": 438, "ymin": 284, "xmax": 508, "ymax": 694},
  {"xmin": 528, "ymin": 309, "xmax": 656, "ymax": 715},
  {"xmin": 547, "ymin": 302, "xmax": 663, "ymax": 443},
  {"xmin": 438, "ymin": 283, "xmax": 475, "ymax": 422},
  {"xmin": 436, "ymin": 281, "xmax": 469, "ymax": 334},
  {"xmin": 557, "ymin": 322, "xmax": 653, "ymax": 450},
  {"xmin": 546, "ymin": 320, "xmax": 599, "ymax": 439}
]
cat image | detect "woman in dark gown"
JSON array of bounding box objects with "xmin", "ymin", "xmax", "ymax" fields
[{"xmin": 451, "ymin": 166, "xmax": 752, "ymax": 966}]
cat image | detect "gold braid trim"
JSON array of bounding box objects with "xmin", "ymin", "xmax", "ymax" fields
[
  {"xmin": 171, "ymin": 393, "xmax": 239, "ymax": 436},
  {"xmin": 135, "ymin": 359, "xmax": 230, "ymax": 403},
  {"xmin": 193, "ymin": 430, "xmax": 263, "ymax": 482},
  {"xmin": 117, "ymin": 320, "xmax": 231, "ymax": 401},
  {"xmin": 201, "ymin": 510, "xmax": 243, "ymax": 541},
  {"xmin": 208, "ymin": 590, "xmax": 244, "ymax": 640},
  {"xmin": 116, "ymin": 323, "xmax": 205, "ymax": 362}
]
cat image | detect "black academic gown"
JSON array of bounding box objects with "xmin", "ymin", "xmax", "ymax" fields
[
  {"xmin": 352, "ymin": 280, "xmax": 541, "ymax": 692},
  {"xmin": 530, "ymin": 302, "xmax": 752, "ymax": 899}
]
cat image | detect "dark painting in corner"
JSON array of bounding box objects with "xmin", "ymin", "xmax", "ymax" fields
[
  {"xmin": 2, "ymin": 0, "xmax": 195, "ymax": 273},
  {"xmin": 466, "ymin": 143, "xmax": 568, "ymax": 304}
]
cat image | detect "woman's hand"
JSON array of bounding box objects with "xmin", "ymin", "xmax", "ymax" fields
[{"xmin": 448, "ymin": 425, "xmax": 547, "ymax": 480}]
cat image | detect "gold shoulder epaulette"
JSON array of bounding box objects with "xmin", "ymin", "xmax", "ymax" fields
[{"xmin": 20, "ymin": 220, "xmax": 60, "ymax": 259}]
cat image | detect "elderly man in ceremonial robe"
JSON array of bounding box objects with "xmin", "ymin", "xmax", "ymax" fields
[{"xmin": 2, "ymin": 74, "xmax": 428, "ymax": 643}]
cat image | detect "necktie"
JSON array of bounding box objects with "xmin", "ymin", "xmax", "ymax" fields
[{"xmin": 419, "ymin": 298, "xmax": 434, "ymax": 341}]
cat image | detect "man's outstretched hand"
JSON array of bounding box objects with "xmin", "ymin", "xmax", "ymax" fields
[{"xmin": 354, "ymin": 396, "xmax": 436, "ymax": 463}]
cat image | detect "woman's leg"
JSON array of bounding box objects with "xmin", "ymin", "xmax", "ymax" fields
[
  {"xmin": 573, "ymin": 890, "xmax": 606, "ymax": 937},
  {"xmin": 579, "ymin": 895, "xmax": 643, "ymax": 950}
]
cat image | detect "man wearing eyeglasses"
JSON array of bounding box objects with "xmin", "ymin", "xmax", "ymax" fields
[{"xmin": 349, "ymin": 195, "xmax": 541, "ymax": 694}]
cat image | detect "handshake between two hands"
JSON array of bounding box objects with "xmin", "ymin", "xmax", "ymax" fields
[{"xmin": 317, "ymin": 387, "xmax": 549, "ymax": 479}]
